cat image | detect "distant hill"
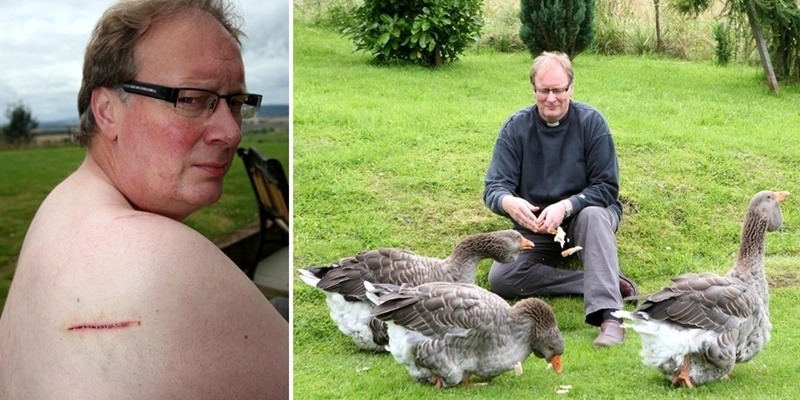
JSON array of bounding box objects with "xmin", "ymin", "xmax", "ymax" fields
[
  {"xmin": 259, "ymin": 104, "xmax": 289, "ymax": 117},
  {"xmin": 39, "ymin": 118, "xmax": 78, "ymax": 128}
]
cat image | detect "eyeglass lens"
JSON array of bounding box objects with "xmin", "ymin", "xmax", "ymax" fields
[
  {"xmin": 536, "ymin": 86, "xmax": 569, "ymax": 95},
  {"xmin": 176, "ymin": 89, "xmax": 260, "ymax": 119}
]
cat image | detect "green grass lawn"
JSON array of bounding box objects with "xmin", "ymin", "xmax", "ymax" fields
[
  {"xmin": 0, "ymin": 130, "xmax": 288, "ymax": 313},
  {"xmin": 292, "ymin": 23, "xmax": 800, "ymax": 399}
]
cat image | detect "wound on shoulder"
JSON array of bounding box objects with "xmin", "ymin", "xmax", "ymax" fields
[{"xmin": 67, "ymin": 320, "xmax": 142, "ymax": 331}]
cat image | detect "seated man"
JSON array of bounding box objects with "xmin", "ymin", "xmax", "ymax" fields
[
  {"xmin": 483, "ymin": 51, "xmax": 638, "ymax": 348},
  {"xmin": 0, "ymin": 0, "xmax": 288, "ymax": 397}
]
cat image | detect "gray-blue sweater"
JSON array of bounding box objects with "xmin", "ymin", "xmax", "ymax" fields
[{"xmin": 483, "ymin": 100, "xmax": 622, "ymax": 228}]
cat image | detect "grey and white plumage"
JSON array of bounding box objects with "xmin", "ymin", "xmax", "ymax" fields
[
  {"xmin": 615, "ymin": 190, "xmax": 788, "ymax": 387},
  {"xmin": 365, "ymin": 281, "xmax": 564, "ymax": 388},
  {"xmin": 298, "ymin": 230, "xmax": 534, "ymax": 351}
]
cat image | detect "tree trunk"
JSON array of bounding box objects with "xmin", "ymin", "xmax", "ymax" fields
[
  {"xmin": 654, "ymin": 0, "xmax": 663, "ymax": 53},
  {"xmin": 745, "ymin": 0, "xmax": 779, "ymax": 93}
]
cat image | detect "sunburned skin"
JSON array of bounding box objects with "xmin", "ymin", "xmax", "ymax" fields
[{"xmin": 66, "ymin": 320, "xmax": 142, "ymax": 331}]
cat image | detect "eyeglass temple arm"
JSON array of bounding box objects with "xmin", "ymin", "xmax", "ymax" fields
[{"xmin": 122, "ymin": 81, "xmax": 180, "ymax": 103}]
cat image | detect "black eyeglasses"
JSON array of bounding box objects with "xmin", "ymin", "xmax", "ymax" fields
[
  {"xmin": 121, "ymin": 81, "xmax": 263, "ymax": 119},
  {"xmin": 534, "ymin": 84, "xmax": 571, "ymax": 96}
]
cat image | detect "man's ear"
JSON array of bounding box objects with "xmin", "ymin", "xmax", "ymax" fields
[{"xmin": 91, "ymin": 87, "xmax": 121, "ymax": 141}]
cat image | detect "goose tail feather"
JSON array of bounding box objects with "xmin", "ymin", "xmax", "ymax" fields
[
  {"xmin": 297, "ymin": 268, "xmax": 321, "ymax": 287},
  {"xmin": 612, "ymin": 310, "xmax": 650, "ymax": 321}
]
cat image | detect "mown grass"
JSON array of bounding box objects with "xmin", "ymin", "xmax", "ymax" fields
[
  {"xmin": 292, "ymin": 22, "xmax": 800, "ymax": 399},
  {"xmin": 0, "ymin": 130, "xmax": 288, "ymax": 313}
]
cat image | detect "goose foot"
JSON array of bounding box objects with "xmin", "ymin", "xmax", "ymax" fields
[
  {"xmin": 670, "ymin": 354, "xmax": 694, "ymax": 388},
  {"xmin": 459, "ymin": 373, "xmax": 475, "ymax": 387},
  {"xmin": 431, "ymin": 374, "xmax": 478, "ymax": 388},
  {"xmin": 433, "ymin": 376, "xmax": 444, "ymax": 389}
]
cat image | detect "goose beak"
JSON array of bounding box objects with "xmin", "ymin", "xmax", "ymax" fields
[
  {"xmin": 776, "ymin": 191, "xmax": 790, "ymax": 203},
  {"xmin": 520, "ymin": 237, "xmax": 535, "ymax": 251},
  {"xmin": 547, "ymin": 355, "xmax": 563, "ymax": 374}
]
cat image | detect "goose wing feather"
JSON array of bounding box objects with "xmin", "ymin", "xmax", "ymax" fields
[
  {"xmin": 310, "ymin": 248, "xmax": 442, "ymax": 301},
  {"xmin": 371, "ymin": 282, "xmax": 506, "ymax": 338},
  {"xmin": 637, "ymin": 273, "xmax": 758, "ymax": 333}
]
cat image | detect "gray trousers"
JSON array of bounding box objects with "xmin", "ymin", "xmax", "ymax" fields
[{"xmin": 487, "ymin": 206, "xmax": 622, "ymax": 326}]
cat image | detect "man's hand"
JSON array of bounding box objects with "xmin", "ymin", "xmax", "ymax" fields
[
  {"xmin": 533, "ymin": 201, "xmax": 568, "ymax": 234},
  {"xmin": 501, "ymin": 196, "xmax": 540, "ymax": 232}
]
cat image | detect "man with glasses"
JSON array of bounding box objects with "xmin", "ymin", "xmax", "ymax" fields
[
  {"xmin": 0, "ymin": 0, "xmax": 288, "ymax": 397},
  {"xmin": 483, "ymin": 51, "xmax": 638, "ymax": 347}
]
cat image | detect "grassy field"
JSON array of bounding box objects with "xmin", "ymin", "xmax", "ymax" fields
[
  {"xmin": 0, "ymin": 129, "xmax": 288, "ymax": 313},
  {"xmin": 292, "ymin": 22, "xmax": 800, "ymax": 400}
]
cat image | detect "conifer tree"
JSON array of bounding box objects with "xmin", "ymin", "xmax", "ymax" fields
[
  {"xmin": 2, "ymin": 102, "xmax": 38, "ymax": 146},
  {"xmin": 519, "ymin": 0, "xmax": 595, "ymax": 59}
]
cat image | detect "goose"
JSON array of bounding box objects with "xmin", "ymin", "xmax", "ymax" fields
[
  {"xmin": 298, "ymin": 230, "xmax": 534, "ymax": 351},
  {"xmin": 365, "ymin": 281, "xmax": 564, "ymax": 388},
  {"xmin": 614, "ymin": 190, "xmax": 788, "ymax": 388}
]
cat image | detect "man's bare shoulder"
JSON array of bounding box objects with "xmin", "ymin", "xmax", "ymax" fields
[
  {"xmin": 70, "ymin": 213, "xmax": 288, "ymax": 397},
  {"xmin": 2, "ymin": 186, "xmax": 288, "ymax": 398}
]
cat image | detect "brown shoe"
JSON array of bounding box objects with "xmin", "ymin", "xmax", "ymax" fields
[
  {"xmin": 619, "ymin": 274, "xmax": 639, "ymax": 304},
  {"xmin": 593, "ymin": 320, "xmax": 625, "ymax": 347}
]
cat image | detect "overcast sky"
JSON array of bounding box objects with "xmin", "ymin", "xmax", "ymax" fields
[{"xmin": 0, "ymin": 0, "xmax": 290, "ymax": 124}]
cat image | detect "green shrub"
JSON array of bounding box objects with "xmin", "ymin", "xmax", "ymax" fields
[
  {"xmin": 341, "ymin": 0, "xmax": 483, "ymax": 66},
  {"xmin": 519, "ymin": 0, "xmax": 595, "ymax": 59},
  {"xmin": 713, "ymin": 21, "xmax": 733, "ymax": 65}
]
